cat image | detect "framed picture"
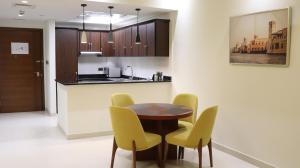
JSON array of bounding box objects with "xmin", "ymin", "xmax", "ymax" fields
[
  {"xmin": 11, "ymin": 42, "xmax": 29, "ymax": 55},
  {"xmin": 230, "ymin": 8, "xmax": 291, "ymax": 66}
]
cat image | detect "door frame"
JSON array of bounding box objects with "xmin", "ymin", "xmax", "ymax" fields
[{"xmin": 0, "ymin": 27, "xmax": 45, "ymax": 112}]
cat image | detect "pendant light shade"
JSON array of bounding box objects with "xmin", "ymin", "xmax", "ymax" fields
[
  {"xmin": 81, "ymin": 4, "xmax": 87, "ymax": 44},
  {"xmin": 108, "ymin": 6, "xmax": 114, "ymax": 44},
  {"xmin": 81, "ymin": 31, "xmax": 87, "ymax": 43},
  {"xmin": 135, "ymin": 8, "xmax": 141, "ymax": 45}
]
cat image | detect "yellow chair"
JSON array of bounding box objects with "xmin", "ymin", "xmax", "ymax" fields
[
  {"xmin": 110, "ymin": 106, "xmax": 162, "ymax": 168},
  {"xmin": 173, "ymin": 93, "xmax": 198, "ymax": 159},
  {"xmin": 164, "ymin": 106, "xmax": 218, "ymax": 168},
  {"xmin": 111, "ymin": 93, "xmax": 135, "ymax": 107},
  {"xmin": 173, "ymin": 93, "xmax": 198, "ymax": 128}
]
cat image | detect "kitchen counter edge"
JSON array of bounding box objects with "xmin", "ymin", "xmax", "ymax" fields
[{"xmin": 56, "ymin": 80, "xmax": 172, "ymax": 85}]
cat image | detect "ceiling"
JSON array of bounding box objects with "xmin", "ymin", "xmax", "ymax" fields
[{"xmin": 0, "ymin": 0, "xmax": 173, "ymax": 25}]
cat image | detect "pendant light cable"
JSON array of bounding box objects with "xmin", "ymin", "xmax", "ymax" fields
[{"xmin": 80, "ymin": 4, "xmax": 87, "ymax": 43}]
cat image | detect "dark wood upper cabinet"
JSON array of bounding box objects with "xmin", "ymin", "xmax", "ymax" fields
[
  {"xmin": 146, "ymin": 22, "xmax": 155, "ymax": 56},
  {"xmin": 138, "ymin": 24, "xmax": 147, "ymax": 56},
  {"xmin": 113, "ymin": 29, "xmax": 126, "ymax": 56},
  {"xmin": 79, "ymin": 31, "xmax": 101, "ymax": 52},
  {"xmin": 113, "ymin": 30, "xmax": 119, "ymax": 56},
  {"xmin": 154, "ymin": 20, "xmax": 169, "ymax": 56},
  {"xmin": 131, "ymin": 26, "xmax": 139, "ymax": 56},
  {"xmin": 56, "ymin": 28, "xmax": 78, "ymax": 82},
  {"xmin": 100, "ymin": 32, "xmax": 113, "ymax": 56},
  {"xmin": 130, "ymin": 19, "xmax": 169, "ymax": 57},
  {"xmin": 58, "ymin": 19, "xmax": 169, "ymax": 59},
  {"xmin": 125, "ymin": 27, "xmax": 132, "ymax": 56},
  {"xmin": 90, "ymin": 32, "xmax": 101, "ymax": 52}
]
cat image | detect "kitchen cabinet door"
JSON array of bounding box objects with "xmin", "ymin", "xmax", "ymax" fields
[
  {"xmin": 146, "ymin": 22, "xmax": 155, "ymax": 56},
  {"xmin": 113, "ymin": 30, "xmax": 120, "ymax": 56},
  {"xmin": 155, "ymin": 20, "xmax": 169, "ymax": 56},
  {"xmin": 138, "ymin": 24, "xmax": 147, "ymax": 56},
  {"xmin": 79, "ymin": 31, "xmax": 90, "ymax": 52},
  {"xmin": 101, "ymin": 32, "xmax": 113, "ymax": 56},
  {"xmin": 90, "ymin": 31, "xmax": 101, "ymax": 52},
  {"xmin": 119, "ymin": 29, "xmax": 126, "ymax": 56},
  {"xmin": 56, "ymin": 28, "xmax": 78, "ymax": 82},
  {"xmin": 131, "ymin": 26, "xmax": 139, "ymax": 56},
  {"xmin": 125, "ymin": 27, "xmax": 132, "ymax": 56}
]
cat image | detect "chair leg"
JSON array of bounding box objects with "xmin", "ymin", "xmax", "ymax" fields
[
  {"xmin": 208, "ymin": 139, "xmax": 213, "ymax": 167},
  {"xmin": 178, "ymin": 146, "xmax": 181, "ymax": 160},
  {"xmin": 157, "ymin": 143, "xmax": 162, "ymax": 167},
  {"xmin": 197, "ymin": 139, "xmax": 203, "ymax": 168},
  {"xmin": 163, "ymin": 142, "xmax": 169, "ymax": 167},
  {"xmin": 178, "ymin": 146, "xmax": 184, "ymax": 160},
  {"xmin": 110, "ymin": 137, "xmax": 118, "ymax": 168},
  {"xmin": 132, "ymin": 141, "xmax": 136, "ymax": 168},
  {"xmin": 181, "ymin": 147, "xmax": 185, "ymax": 159}
]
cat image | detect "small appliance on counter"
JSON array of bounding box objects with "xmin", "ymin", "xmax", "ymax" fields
[
  {"xmin": 109, "ymin": 67, "xmax": 121, "ymax": 78},
  {"xmin": 152, "ymin": 72, "xmax": 163, "ymax": 81},
  {"xmin": 98, "ymin": 67, "xmax": 109, "ymax": 76}
]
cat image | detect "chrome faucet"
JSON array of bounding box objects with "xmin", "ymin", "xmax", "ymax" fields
[{"xmin": 126, "ymin": 66, "xmax": 134, "ymax": 80}]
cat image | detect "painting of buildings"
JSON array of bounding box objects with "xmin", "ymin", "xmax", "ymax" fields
[{"xmin": 230, "ymin": 8, "xmax": 290, "ymax": 65}]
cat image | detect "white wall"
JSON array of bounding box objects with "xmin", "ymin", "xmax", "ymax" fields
[
  {"xmin": 98, "ymin": 0, "xmax": 299, "ymax": 167},
  {"xmin": 171, "ymin": 0, "xmax": 299, "ymax": 168},
  {"xmin": 43, "ymin": 20, "xmax": 56, "ymax": 114}
]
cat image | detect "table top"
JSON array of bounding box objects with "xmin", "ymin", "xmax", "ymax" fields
[{"xmin": 128, "ymin": 103, "xmax": 193, "ymax": 120}]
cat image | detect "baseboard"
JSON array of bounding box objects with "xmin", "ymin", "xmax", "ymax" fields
[
  {"xmin": 212, "ymin": 141, "xmax": 276, "ymax": 168},
  {"xmin": 66, "ymin": 131, "xmax": 113, "ymax": 140}
]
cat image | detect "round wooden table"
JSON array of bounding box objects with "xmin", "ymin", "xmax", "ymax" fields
[{"xmin": 128, "ymin": 103, "xmax": 193, "ymax": 161}]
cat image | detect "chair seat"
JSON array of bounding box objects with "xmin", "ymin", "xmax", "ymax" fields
[
  {"xmin": 139, "ymin": 132, "xmax": 162, "ymax": 151},
  {"xmin": 165, "ymin": 127, "xmax": 192, "ymax": 148},
  {"xmin": 178, "ymin": 120, "xmax": 193, "ymax": 129}
]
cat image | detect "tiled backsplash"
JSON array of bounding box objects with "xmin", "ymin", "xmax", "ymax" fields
[{"xmin": 78, "ymin": 56, "xmax": 171, "ymax": 79}]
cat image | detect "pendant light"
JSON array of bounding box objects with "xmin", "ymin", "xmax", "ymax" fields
[
  {"xmin": 81, "ymin": 4, "xmax": 87, "ymax": 44},
  {"xmin": 108, "ymin": 6, "xmax": 114, "ymax": 44},
  {"xmin": 135, "ymin": 8, "xmax": 141, "ymax": 45}
]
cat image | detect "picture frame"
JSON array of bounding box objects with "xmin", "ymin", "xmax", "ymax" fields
[{"xmin": 229, "ymin": 8, "xmax": 291, "ymax": 66}]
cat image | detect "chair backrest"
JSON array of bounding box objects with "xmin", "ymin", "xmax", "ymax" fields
[
  {"xmin": 173, "ymin": 93, "xmax": 198, "ymax": 124},
  {"xmin": 111, "ymin": 93, "xmax": 135, "ymax": 107},
  {"xmin": 109, "ymin": 106, "xmax": 148, "ymax": 150},
  {"xmin": 186, "ymin": 106, "xmax": 218, "ymax": 148}
]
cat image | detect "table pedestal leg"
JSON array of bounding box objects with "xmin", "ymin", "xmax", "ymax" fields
[{"xmin": 136, "ymin": 119, "xmax": 178, "ymax": 161}]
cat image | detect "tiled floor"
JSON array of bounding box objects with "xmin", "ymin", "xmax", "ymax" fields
[{"xmin": 0, "ymin": 112, "xmax": 257, "ymax": 168}]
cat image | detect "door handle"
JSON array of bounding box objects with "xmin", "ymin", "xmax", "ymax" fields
[{"xmin": 35, "ymin": 72, "xmax": 42, "ymax": 77}]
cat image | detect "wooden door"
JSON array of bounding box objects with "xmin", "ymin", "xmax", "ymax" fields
[
  {"xmin": 138, "ymin": 24, "xmax": 147, "ymax": 56},
  {"xmin": 79, "ymin": 31, "xmax": 90, "ymax": 52},
  {"xmin": 125, "ymin": 27, "xmax": 132, "ymax": 56},
  {"xmin": 56, "ymin": 28, "xmax": 78, "ymax": 83},
  {"xmin": 90, "ymin": 31, "xmax": 101, "ymax": 52},
  {"xmin": 100, "ymin": 32, "xmax": 113, "ymax": 56},
  {"xmin": 132, "ymin": 26, "xmax": 139, "ymax": 56},
  {"xmin": 146, "ymin": 22, "xmax": 155, "ymax": 56},
  {"xmin": 0, "ymin": 28, "xmax": 44, "ymax": 113}
]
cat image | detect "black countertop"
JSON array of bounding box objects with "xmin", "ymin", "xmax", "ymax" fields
[{"xmin": 56, "ymin": 77, "xmax": 171, "ymax": 85}]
